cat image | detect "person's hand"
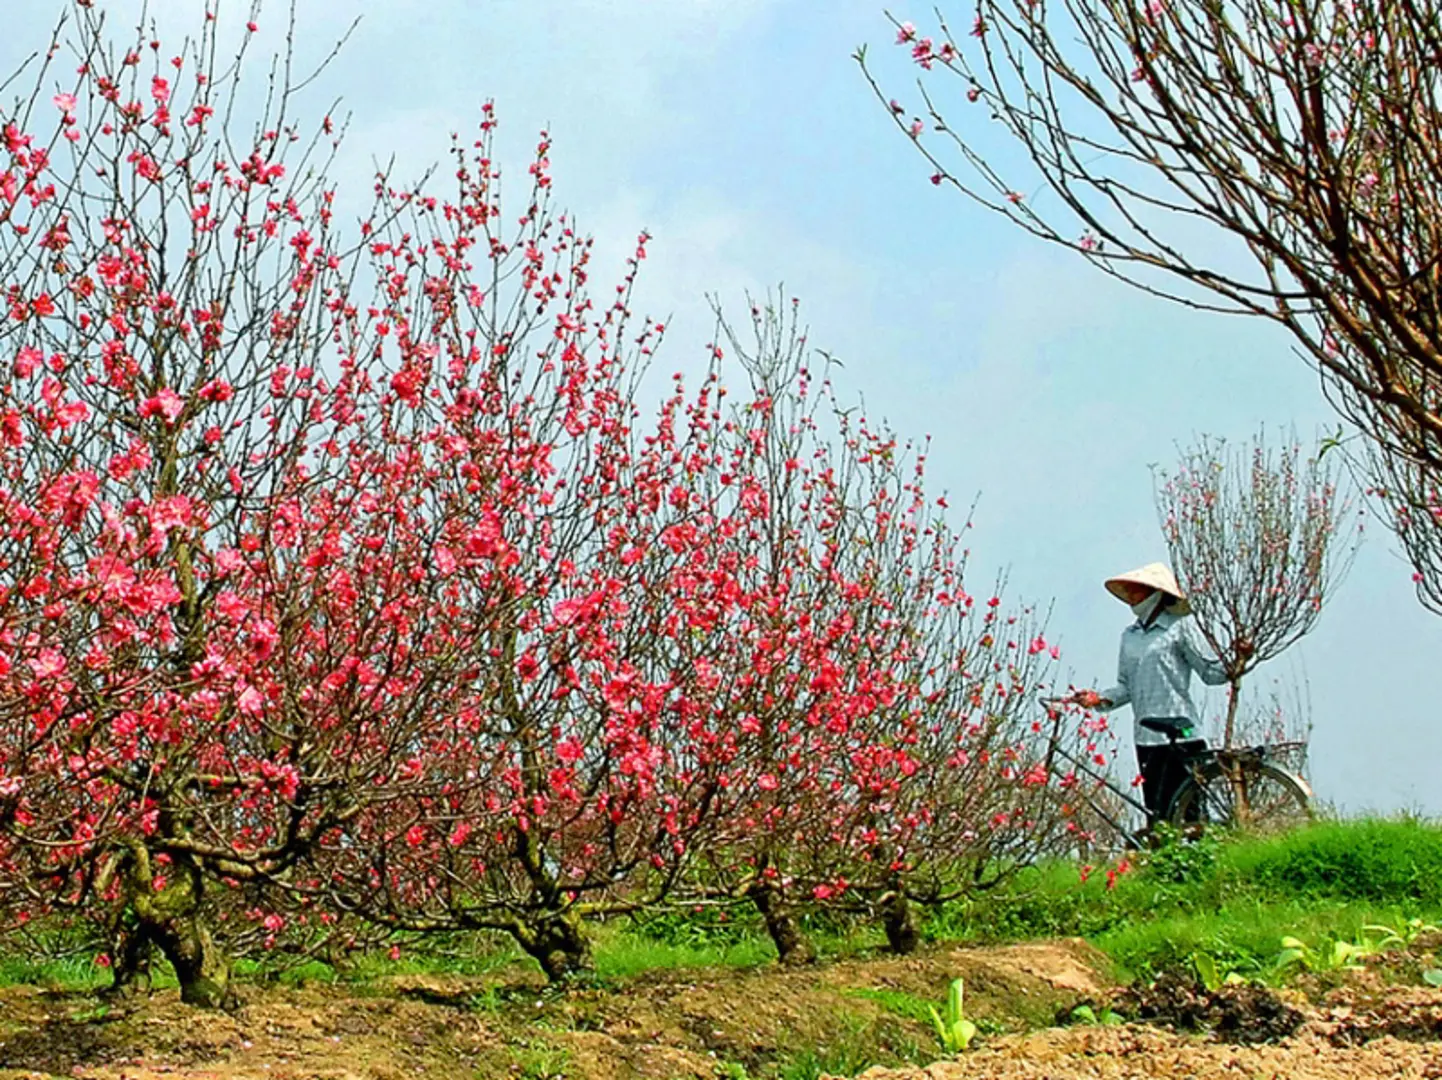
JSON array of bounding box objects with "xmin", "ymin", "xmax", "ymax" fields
[{"xmin": 1070, "ymin": 689, "xmax": 1105, "ymax": 709}]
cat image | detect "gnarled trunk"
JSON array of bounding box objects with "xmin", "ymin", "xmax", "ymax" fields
[
  {"xmin": 123, "ymin": 847, "xmax": 231, "ymax": 1008},
  {"xmin": 506, "ymin": 820, "xmax": 595, "ymax": 983},
  {"xmin": 106, "ymin": 919, "xmax": 154, "ymax": 998},
  {"xmin": 512, "ymin": 911, "xmax": 595, "ymax": 983},
  {"xmin": 751, "ymin": 881, "xmax": 816, "ymax": 966},
  {"xmin": 880, "ymin": 890, "xmax": 920, "ymax": 955},
  {"xmin": 149, "ymin": 908, "xmax": 231, "ymax": 1006}
]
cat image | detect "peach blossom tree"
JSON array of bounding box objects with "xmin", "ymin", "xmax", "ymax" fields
[{"xmin": 1153, "ymin": 432, "xmax": 1357, "ymax": 748}]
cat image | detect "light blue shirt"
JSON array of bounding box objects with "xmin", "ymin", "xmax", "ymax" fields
[{"xmin": 1100, "ymin": 610, "xmax": 1231, "ymax": 745}]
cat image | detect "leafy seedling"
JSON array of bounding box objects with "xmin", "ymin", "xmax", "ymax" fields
[
  {"xmin": 1276, "ymin": 935, "xmax": 1371, "ymax": 976},
  {"xmin": 1363, "ymin": 919, "xmax": 1440, "ymax": 950},
  {"xmin": 1193, "ymin": 952, "xmax": 1247, "ymax": 992},
  {"xmin": 1069, "ymin": 1003, "xmax": 1123, "ymax": 1026},
  {"xmin": 929, "ymin": 978, "xmax": 978, "ymax": 1054}
]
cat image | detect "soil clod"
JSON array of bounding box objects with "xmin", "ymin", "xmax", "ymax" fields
[{"xmin": 1118, "ymin": 967, "xmax": 1305, "ymax": 1043}]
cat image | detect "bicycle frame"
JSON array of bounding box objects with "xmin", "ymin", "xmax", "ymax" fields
[
  {"xmin": 1045, "ymin": 738, "xmax": 1153, "ymax": 850},
  {"xmin": 1046, "ymin": 718, "xmax": 1311, "ymax": 850}
]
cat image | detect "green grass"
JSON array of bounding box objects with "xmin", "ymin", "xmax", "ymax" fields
[
  {"xmin": 590, "ymin": 922, "xmax": 778, "ymax": 980},
  {"xmin": 4, "ymin": 819, "xmax": 1440, "ymax": 999},
  {"xmin": 1093, "ymin": 897, "xmax": 1387, "ymax": 979},
  {"xmin": 1220, "ymin": 817, "xmax": 1442, "ymax": 906},
  {"xmin": 0, "ymin": 953, "xmax": 109, "ymax": 991},
  {"xmin": 924, "ymin": 817, "xmax": 1442, "ymax": 980},
  {"xmin": 772, "ymin": 1012, "xmax": 903, "ymax": 1080},
  {"xmin": 846, "ymin": 987, "xmax": 936, "ymax": 1025}
]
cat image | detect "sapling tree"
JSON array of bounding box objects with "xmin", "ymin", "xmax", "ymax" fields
[
  {"xmin": 857, "ymin": 0, "xmax": 1442, "ymax": 608},
  {"xmin": 1153, "ymin": 432, "xmax": 1357, "ymax": 748},
  {"xmin": 1238, "ymin": 669, "xmax": 1315, "ymax": 777},
  {"xmin": 669, "ymin": 299, "xmax": 1091, "ymax": 960}
]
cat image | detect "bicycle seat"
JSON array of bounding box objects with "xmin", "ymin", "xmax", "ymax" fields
[{"xmin": 1140, "ymin": 718, "xmax": 1195, "ymax": 741}]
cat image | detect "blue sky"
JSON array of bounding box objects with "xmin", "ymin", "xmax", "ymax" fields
[{"xmin": 6, "ymin": 0, "xmax": 1438, "ymax": 813}]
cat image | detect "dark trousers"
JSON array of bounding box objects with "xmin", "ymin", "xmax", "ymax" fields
[{"xmin": 1137, "ymin": 739, "xmax": 1207, "ymax": 820}]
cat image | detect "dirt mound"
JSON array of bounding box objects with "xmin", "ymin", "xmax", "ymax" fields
[
  {"xmin": 971, "ymin": 940, "xmax": 1112, "ymax": 999},
  {"xmin": 3, "ymin": 942, "xmax": 1440, "ymax": 1080},
  {"xmin": 0, "ymin": 940, "xmax": 1105, "ymax": 1080},
  {"xmin": 1117, "ymin": 967, "xmax": 1305, "ymax": 1043},
  {"xmin": 851, "ymin": 1022, "xmax": 1442, "ymax": 1080},
  {"xmin": 1314, "ymin": 987, "xmax": 1442, "ymax": 1046},
  {"xmin": 852, "ymin": 984, "xmax": 1442, "ymax": 1080}
]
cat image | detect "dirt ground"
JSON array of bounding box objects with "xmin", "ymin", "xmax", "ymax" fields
[
  {"xmin": 0, "ymin": 939, "xmax": 1438, "ymax": 1080},
  {"xmin": 855, "ymin": 1023, "xmax": 1442, "ymax": 1080}
]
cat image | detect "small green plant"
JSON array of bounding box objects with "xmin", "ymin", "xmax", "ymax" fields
[
  {"xmin": 1275, "ymin": 934, "xmax": 1372, "ymax": 976},
  {"xmin": 1422, "ymin": 969, "xmax": 1442, "ymax": 988},
  {"xmin": 928, "ymin": 978, "xmax": 978, "ymax": 1054},
  {"xmin": 1144, "ymin": 826, "xmax": 1220, "ymax": 887},
  {"xmin": 1193, "ymin": 952, "xmax": 1247, "ymax": 991},
  {"xmin": 66, "ymin": 1003, "xmax": 112, "ymax": 1024},
  {"xmin": 511, "ymin": 1038, "xmax": 570, "ymax": 1080},
  {"xmin": 1362, "ymin": 918, "xmax": 1440, "ymax": 950},
  {"xmin": 465, "ymin": 984, "xmax": 505, "ymax": 1016},
  {"xmin": 716, "ymin": 1062, "xmax": 752, "ymax": 1080},
  {"xmin": 1068, "ymin": 1003, "xmax": 1123, "ymax": 1026}
]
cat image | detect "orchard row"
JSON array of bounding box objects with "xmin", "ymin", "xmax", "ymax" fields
[{"xmin": 0, "ymin": 4, "xmax": 1102, "ymax": 1005}]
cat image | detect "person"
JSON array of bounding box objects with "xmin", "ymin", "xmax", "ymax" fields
[{"xmin": 1066, "ymin": 562, "xmax": 1252, "ymax": 823}]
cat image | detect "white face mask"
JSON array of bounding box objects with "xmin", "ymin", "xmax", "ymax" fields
[{"xmin": 1130, "ymin": 592, "xmax": 1164, "ymax": 623}]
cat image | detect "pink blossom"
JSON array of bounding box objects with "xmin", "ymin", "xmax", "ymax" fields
[
  {"xmin": 140, "ymin": 387, "xmax": 186, "ymax": 423},
  {"xmin": 236, "ymin": 685, "xmax": 265, "ymax": 716},
  {"xmin": 432, "ymin": 545, "xmax": 458, "ymax": 575},
  {"xmin": 31, "ymin": 649, "xmax": 67, "ymax": 680},
  {"xmin": 14, "ymin": 346, "xmax": 42, "ymax": 378}
]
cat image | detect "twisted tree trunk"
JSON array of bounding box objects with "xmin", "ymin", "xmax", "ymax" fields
[
  {"xmin": 120, "ymin": 847, "xmax": 231, "ymax": 1008},
  {"xmin": 512, "ymin": 911, "xmax": 595, "ymax": 983},
  {"xmin": 880, "ymin": 889, "xmax": 920, "ymax": 955},
  {"xmin": 751, "ymin": 881, "xmax": 816, "ymax": 965}
]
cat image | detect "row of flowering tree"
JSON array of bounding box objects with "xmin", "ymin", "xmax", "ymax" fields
[{"xmin": 0, "ymin": 1, "xmax": 1092, "ymax": 1003}]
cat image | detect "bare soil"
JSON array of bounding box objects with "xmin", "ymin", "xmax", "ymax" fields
[
  {"xmin": 854, "ymin": 1013, "xmax": 1442, "ymax": 1080},
  {"xmin": 0, "ymin": 939, "xmax": 1437, "ymax": 1080}
]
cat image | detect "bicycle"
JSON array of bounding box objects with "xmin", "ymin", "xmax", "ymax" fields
[{"xmin": 1041, "ymin": 700, "xmax": 1313, "ymax": 850}]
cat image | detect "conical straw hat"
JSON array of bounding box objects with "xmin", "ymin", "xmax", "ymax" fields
[{"xmin": 1104, "ymin": 562, "xmax": 1191, "ymax": 615}]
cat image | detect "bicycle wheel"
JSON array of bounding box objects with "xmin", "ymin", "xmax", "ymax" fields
[{"xmin": 1166, "ymin": 758, "xmax": 1312, "ymax": 832}]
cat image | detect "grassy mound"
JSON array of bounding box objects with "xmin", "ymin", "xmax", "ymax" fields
[{"xmin": 926, "ymin": 817, "xmax": 1442, "ymax": 980}]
